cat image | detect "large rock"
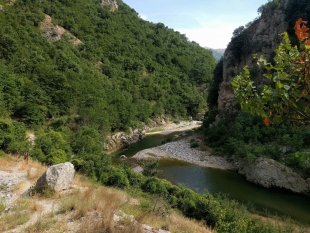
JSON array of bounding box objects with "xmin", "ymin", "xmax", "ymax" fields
[
  {"xmin": 238, "ymin": 157, "xmax": 309, "ymax": 194},
  {"xmin": 104, "ymin": 129, "xmax": 146, "ymax": 153},
  {"xmin": 36, "ymin": 162, "xmax": 75, "ymax": 192}
]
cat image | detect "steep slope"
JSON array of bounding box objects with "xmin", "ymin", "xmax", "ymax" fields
[
  {"xmin": 218, "ymin": 0, "xmax": 290, "ymax": 110},
  {"xmin": 0, "ymin": 0, "xmax": 216, "ymax": 133}
]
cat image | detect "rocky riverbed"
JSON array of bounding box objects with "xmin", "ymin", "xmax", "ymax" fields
[
  {"xmin": 104, "ymin": 120, "xmax": 202, "ymax": 153},
  {"xmin": 133, "ymin": 135, "xmax": 310, "ymax": 194},
  {"xmin": 146, "ymin": 121, "xmax": 202, "ymax": 135},
  {"xmin": 133, "ymin": 137, "xmax": 235, "ymax": 170}
]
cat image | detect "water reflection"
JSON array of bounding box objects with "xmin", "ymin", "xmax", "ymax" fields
[
  {"xmin": 159, "ymin": 160, "xmax": 310, "ymax": 224},
  {"xmin": 114, "ymin": 134, "xmax": 310, "ymax": 224}
]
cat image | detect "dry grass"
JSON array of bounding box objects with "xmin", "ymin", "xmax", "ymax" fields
[
  {"xmin": 25, "ymin": 159, "xmax": 47, "ymax": 181},
  {"xmin": 13, "ymin": 180, "xmax": 30, "ymax": 195},
  {"xmin": 24, "ymin": 216, "xmax": 57, "ymax": 233},
  {"xmin": 168, "ymin": 213, "xmax": 213, "ymax": 233},
  {"xmin": 0, "ymin": 154, "xmax": 18, "ymax": 171},
  {"xmin": 123, "ymin": 197, "xmax": 213, "ymax": 233},
  {"xmin": 0, "ymin": 154, "xmax": 216, "ymax": 233},
  {"xmin": 0, "ymin": 198, "xmax": 39, "ymax": 232},
  {"xmin": 251, "ymin": 214, "xmax": 310, "ymax": 233},
  {"xmin": 57, "ymin": 185, "xmax": 128, "ymax": 219}
]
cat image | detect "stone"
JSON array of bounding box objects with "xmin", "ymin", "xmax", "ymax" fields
[
  {"xmin": 104, "ymin": 130, "xmax": 146, "ymax": 153},
  {"xmin": 35, "ymin": 162, "xmax": 75, "ymax": 192},
  {"xmin": 101, "ymin": 0, "xmax": 118, "ymax": 11},
  {"xmin": 120, "ymin": 155, "xmax": 127, "ymax": 159},
  {"xmin": 132, "ymin": 166, "xmax": 143, "ymax": 173},
  {"xmin": 238, "ymin": 157, "xmax": 309, "ymax": 194}
]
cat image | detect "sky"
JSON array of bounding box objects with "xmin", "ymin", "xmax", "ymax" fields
[{"xmin": 123, "ymin": 0, "xmax": 268, "ymax": 49}]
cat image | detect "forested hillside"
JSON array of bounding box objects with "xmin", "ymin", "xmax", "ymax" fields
[{"xmin": 0, "ymin": 0, "xmax": 216, "ymax": 134}]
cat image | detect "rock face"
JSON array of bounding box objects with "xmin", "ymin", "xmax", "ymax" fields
[
  {"xmin": 104, "ymin": 129, "xmax": 146, "ymax": 153},
  {"xmin": 218, "ymin": 0, "xmax": 290, "ymax": 110},
  {"xmin": 238, "ymin": 157, "xmax": 309, "ymax": 194},
  {"xmin": 40, "ymin": 14, "xmax": 82, "ymax": 45},
  {"xmin": 36, "ymin": 162, "xmax": 75, "ymax": 192},
  {"xmin": 101, "ymin": 0, "xmax": 118, "ymax": 11},
  {"xmin": 104, "ymin": 117, "xmax": 168, "ymax": 153}
]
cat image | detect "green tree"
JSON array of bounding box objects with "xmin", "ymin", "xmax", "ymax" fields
[
  {"xmin": 232, "ymin": 19, "xmax": 310, "ymax": 125},
  {"xmin": 33, "ymin": 130, "xmax": 70, "ymax": 164}
]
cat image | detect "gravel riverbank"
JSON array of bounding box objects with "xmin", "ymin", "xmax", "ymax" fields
[
  {"xmin": 133, "ymin": 137, "xmax": 235, "ymax": 170},
  {"xmin": 146, "ymin": 121, "xmax": 202, "ymax": 135}
]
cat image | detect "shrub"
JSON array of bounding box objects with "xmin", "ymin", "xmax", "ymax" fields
[
  {"xmin": 138, "ymin": 159, "xmax": 160, "ymax": 177},
  {"xmin": 142, "ymin": 177, "xmax": 168, "ymax": 195},
  {"xmin": 107, "ymin": 171, "xmax": 129, "ymax": 188}
]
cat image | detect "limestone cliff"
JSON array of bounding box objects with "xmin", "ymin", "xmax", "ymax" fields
[
  {"xmin": 218, "ymin": 0, "xmax": 290, "ymax": 110},
  {"xmin": 101, "ymin": 0, "xmax": 118, "ymax": 11}
]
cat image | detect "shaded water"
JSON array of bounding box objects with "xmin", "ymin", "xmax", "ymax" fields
[{"xmin": 114, "ymin": 134, "xmax": 310, "ymax": 224}]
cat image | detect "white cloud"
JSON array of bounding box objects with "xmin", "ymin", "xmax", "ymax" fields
[
  {"xmin": 139, "ymin": 14, "xmax": 147, "ymax": 20},
  {"xmin": 177, "ymin": 22, "xmax": 239, "ymax": 49}
]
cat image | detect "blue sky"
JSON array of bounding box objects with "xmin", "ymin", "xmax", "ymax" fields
[{"xmin": 123, "ymin": 0, "xmax": 268, "ymax": 49}]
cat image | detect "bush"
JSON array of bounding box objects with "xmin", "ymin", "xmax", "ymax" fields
[
  {"xmin": 203, "ymin": 112, "xmax": 310, "ymax": 171},
  {"xmin": 107, "ymin": 171, "xmax": 129, "ymax": 188},
  {"xmin": 0, "ymin": 118, "xmax": 28, "ymax": 153},
  {"xmin": 33, "ymin": 130, "xmax": 71, "ymax": 165},
  {"xmin": 138, "ymin": 159, "xmax": 160, "ymax": 177},
  {"xmin": 142, "ymin": 177, "xmax": 168, "ymax": 195}
]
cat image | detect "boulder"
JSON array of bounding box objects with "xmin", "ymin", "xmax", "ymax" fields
[
  {"xmin": 36, "ymin": 162, "xmax": 75, "ymax": 192},
  {"xmin": 238, "ymin": 158, "xmax": 309, "ymax": 194}
]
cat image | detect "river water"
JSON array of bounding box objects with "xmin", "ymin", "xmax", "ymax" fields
[{"xmin": 114, "ymin": 133, "xmax": 310, "ymax": 224}]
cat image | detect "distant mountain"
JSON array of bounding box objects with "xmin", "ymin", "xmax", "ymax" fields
[{"xmin": 205, "ymin": 47, "xmax": 225, "ymax": 61}]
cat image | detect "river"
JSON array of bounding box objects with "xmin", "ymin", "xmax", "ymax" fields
[{"xmin": 114, "ymin": 133, "xmax": 310, "ymax": 224}]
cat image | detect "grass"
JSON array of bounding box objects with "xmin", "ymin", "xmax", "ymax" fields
[
  {"xmin": 0, "ymin": 199, "xmax": 5, "ymax": 213},
  {"xmin": 13, "ymin": 180, "xmax": 30, "ymax": 195},
  {"xmin": 24, "ymin": 216, "xmax": 57, "ymax": 233},
  {"xmin": 0, "ymin": 198, "xmax": 39, "ymax": 232},
  {"xmin": 57, "ymin": 184, "xmax": 128, "ymax": 220},
  {"xmin": 0, "ymin": 153, "xmax": 16, "ymax": 171},
  {"xmin": 122, "ymin": 192, "xmax": 212, "ymax": 233}
]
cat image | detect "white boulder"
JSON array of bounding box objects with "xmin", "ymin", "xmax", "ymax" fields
[{"xmin": 36, "ymin": 162, "xmax": 75, "ymax": 192}]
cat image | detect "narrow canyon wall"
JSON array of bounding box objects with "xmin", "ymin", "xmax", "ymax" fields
[{"xmin": 218, "ymin": 0, "xmax": 290, "ymax": 111}]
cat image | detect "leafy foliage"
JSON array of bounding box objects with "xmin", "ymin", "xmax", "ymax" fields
[
  {"xmin": 232, "ymin": 19, "xmax": 310, "ymax": 125},
  {"xmin": 203, "ymin": 112, "xmax": 310, "ymax": 175},
  {"xmin": 0, "ymin": 0, "xmax": 216, "ymax": 132},
  {"xmin": 0, "ymin": 118, "xmax": 29, "ymax": 154},
  {"xmin": 138, "ymin": 159, "xmax": 160, "ymax": 177}
]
